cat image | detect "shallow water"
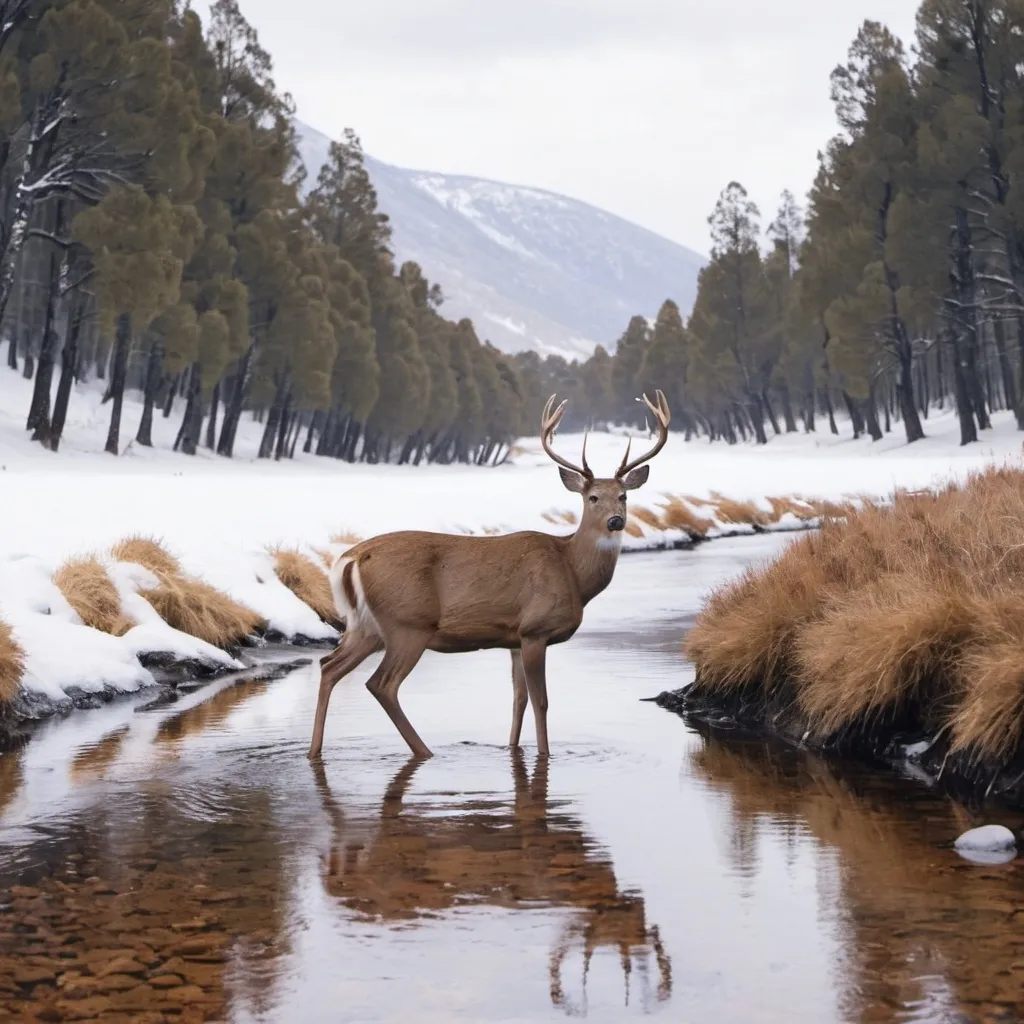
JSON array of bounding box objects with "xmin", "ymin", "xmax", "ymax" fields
[{"xmin": 1, "ymin": 533, "xmax": 1023, "ymax": 1023}]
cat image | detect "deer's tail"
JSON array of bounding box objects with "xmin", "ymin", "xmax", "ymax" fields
[{"xmin": 328, "ymin": 555, "xmax": 379, "ymax": 635}]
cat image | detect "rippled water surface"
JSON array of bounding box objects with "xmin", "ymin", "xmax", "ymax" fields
[{"xmin": 1, "ymin": 534, "xmax": 1023, "ymax": 1023}]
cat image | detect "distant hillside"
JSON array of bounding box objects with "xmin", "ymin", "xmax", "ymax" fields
[{"xmin": 294, "ymin": 120, "xmax": 706, "ymax": 360}]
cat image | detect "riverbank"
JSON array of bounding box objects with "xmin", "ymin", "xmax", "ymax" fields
[
  {"xmin": 3, "ymin": 386, "xmax": 1023, "ymax": 727},
  {"xmin": 658, "ymin": 464, "xmax": 1024, "ymax": 810}
]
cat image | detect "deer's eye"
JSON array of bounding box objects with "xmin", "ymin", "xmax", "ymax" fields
[
  {"xmin": 618, "ymin": 494, "xmax": 627, "ymax": 503},
  {"xmin": 588, "ymin": 494, "xmax": 599, "ymax": 504}
]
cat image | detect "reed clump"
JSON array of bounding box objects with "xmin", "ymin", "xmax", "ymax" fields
[
  {"xmin": 0, "ymin": 620, "xmax": 25, "ymax": 704},
  {"xmin": 270, "ymin": 547, "xmax": 341, "ymax": 628},
  {"xmin": 110, "ymin": 536, "xmax": 263, "ymax": 648},
  {"xmin": 684, "ymin": 466, "xmax": 1024, "ymax": 765},
  {"xmin": 53, "ymin": 556, "xmax": 134, "ymax": 636}
]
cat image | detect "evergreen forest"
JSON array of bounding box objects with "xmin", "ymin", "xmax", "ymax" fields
[{"xmin": 1, "ymin": 0, "xmax": 1022, "ymax": 460}]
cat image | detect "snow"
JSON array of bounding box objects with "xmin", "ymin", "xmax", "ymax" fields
[
  {"xmin": 0, "ymin": 555, "xmax": 153, "ymax": 701},
  {"xmin": 106, "ymin": 560, "xmax": 244, "ymax": 672},
  {"xmin": 954, "ymin": 825, "xmax": 1018, "ymax": 864},
  {"xmin": 2, "ymin": 347, "xmax": 1024, "ymax": 710}
]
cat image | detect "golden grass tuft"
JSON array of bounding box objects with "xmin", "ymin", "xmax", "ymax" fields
[
  {"xmin": 270, "ymin": 547, "xmax": 341, "ymax": 627},
  {"xmin": 330, "ymin": 530, "xmax": 363, "ymax": 547},
  {"xmin": 53, "ymin": 556, "xmax": 134, "ymax": 636},
  {"xmin": 0, "ymin": 620, "xmax": 25, "ymax": 704},
  {"xmin": 708, "ymin": 491, "xmax": 770, "ymax": 527},
  {"xmin": 109, "ymin": 535, "xmax": 181, "ymax": 576},
  {"xmin": 685, "ymin": 465, "xmax": 1024, "ymax": 765},
  {"xmin": 110, "ymin": 535, "xmax": 263, "ymax": 648},
  {"xmin": 766, "ymin": 496, "xmax": 818, "ymax": 523},
  {"xmin": 658, "ymin": 496, "xmax": 714, "ymax": 537},
  {"xmin": 629, "ymin": 505, "xmax": 664, "ymax": 530}
]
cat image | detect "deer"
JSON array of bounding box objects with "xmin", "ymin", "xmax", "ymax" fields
[{"xmin": 308, "ymin": 389, "xmax": 671, "ymax": 761}]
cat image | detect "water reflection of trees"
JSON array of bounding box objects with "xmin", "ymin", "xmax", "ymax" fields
[
  {"xmin": 314, "ymin": 751, "xmax": 672, "ymax": 1016},
  {"xmin": 687, "ymin": 729, "xmax": 1024, "ymax": 1024}
]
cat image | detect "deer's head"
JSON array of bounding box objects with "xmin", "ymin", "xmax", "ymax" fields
[{"xmin": 540, "ymin": 391, "xmax": 672, "ymax": 537}]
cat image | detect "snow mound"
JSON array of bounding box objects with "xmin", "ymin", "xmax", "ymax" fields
[
  {"xmin": 0, "ymin": 556, "xmax": 153, "ymax": 702},
  {"xmin": 954, "ymin": 825, "xmax": 1018, "ymax": 865},
  {"xmin": 106, "ymin": 560, "xmax": 244, "ymax": 672}
]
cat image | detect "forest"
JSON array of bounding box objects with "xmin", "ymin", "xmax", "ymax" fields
[{"xmin": 1, "ymin": 0, "xmax": 1022, "ymax": 460}]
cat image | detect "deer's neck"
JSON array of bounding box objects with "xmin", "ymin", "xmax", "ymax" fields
[{"xmin": 567, "ymin": 528, "xmax": 622, "ymax": 606}]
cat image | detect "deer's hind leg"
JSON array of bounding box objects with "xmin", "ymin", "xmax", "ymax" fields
[
  {"xmin": 308, "ymin": 628, "xmax": 382, "ymax": 760},
  {"xmin": 509, "ymin": 649, "xmax": 528, "ymax": 748},
  {"xmin": 366, "ymin": 629, "xmax": 432, "ymax": 759}
]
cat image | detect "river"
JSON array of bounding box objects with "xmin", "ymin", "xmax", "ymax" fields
[{"xmin": 0, "ymin": 533, "xmax": 1022, "ymax": 1023}]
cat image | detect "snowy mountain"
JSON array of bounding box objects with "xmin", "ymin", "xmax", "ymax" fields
[{"xmin": 294, "ymin": 120, "xmax": 706, "ymax": 361}]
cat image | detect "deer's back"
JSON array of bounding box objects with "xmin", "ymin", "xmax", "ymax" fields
[{"xmin": 347, "ymin": 530, "xmax": 582, "ymax": 651}]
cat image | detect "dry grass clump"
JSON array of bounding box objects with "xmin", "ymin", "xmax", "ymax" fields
[
  {"xmin": 270, "ymin": 547, "xmax": 341, "ymax": 628},
  {"xmin": 53, "ymin": 556, "xmax": 134, "ymax": 636},
  {"xmin": 766, "ymin": 496, "xmax": 817, "ymax": 522},
  {"xmin": 110, "ymin": 535, "xmax": 263, "ymax": 648},
  {"xmin": 629, "ymin": 505, "xmax": 664, "ymax": 530},
  {"xmin": 658, "ymin": 497, "xmax": 714, "ymax": 537},
  {"xmin": 330, "ymin": 530, "xmax": 363, "ymax": 547},
  {"xmin": 0, "ymin": 621, "xmax": 25, "ymax": 704},
  {"xmin": 685, "ymin": 466, "xmax": 1024, "ymax": 765},
  {"xmin": 709, "ymin": 491, "xmax": 770, "ymax": 527}
]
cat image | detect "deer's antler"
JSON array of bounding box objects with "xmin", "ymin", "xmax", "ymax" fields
[
  {"xmin": 617, "ymin": 390, "xmax": 671, "ymax": 479},
  {"xmin": 541, "ymin": 394, "xmax": 592, "ymax": 480}
]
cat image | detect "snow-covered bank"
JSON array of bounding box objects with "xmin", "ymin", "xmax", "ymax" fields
[{"xmin": 2, "ymin": 353, "xmax": 1024, "ymax": 723}]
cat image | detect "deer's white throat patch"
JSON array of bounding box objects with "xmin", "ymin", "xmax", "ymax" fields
[{"xmin": 595, "ymin": 534, "xmax": 624, "ymax": 551}]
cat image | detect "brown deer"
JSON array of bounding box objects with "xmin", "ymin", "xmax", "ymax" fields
[{"xmin": 308, "ymin": 390, "xmax": 671, "ymax": 760}]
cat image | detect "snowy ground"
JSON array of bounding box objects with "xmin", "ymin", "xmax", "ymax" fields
[{"xmin": 2, "ymin": 349, "xmax": 1023, "ymax": 710}]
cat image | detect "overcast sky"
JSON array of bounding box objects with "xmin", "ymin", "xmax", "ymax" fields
[{"xmin": 204, "ymin": 1, "xmax": 920, "ymax": 256}]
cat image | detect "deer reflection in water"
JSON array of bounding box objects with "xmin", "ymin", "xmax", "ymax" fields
[{"xmin": 312, "ymin": 751, "xmax": 672, "ymax": 1016}]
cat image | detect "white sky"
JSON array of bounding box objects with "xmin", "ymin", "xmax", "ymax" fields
[{"xmin": 202, "ymin": 1, "xmax": 921, "ymax": 256}]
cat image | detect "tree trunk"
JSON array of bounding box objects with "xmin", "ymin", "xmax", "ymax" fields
[
  {"xmin": 135, "ymin": 341, "xmax": 163, "ymax": 447},
  {"xmin": 162, "ymin": 371, "xmax": 179, "ymax": 418},
  {"xmin": 304, "ymin": 411, "xmax": 321, "ymax": 454},
  {"xmin": 273, "ymin": 392, "xmax": 291, "ymax": 460},
  {"xmin": 104, "ymin": 313, "xmax": 131, "ymax": 456},
  {"xmin": 897, "ymin": 351, "xmax": 925, "ymax": 443},
  {"xmin": 49, "ymin": 291, "xmax": 85, "ymax": 452},
  {"xmin": 761, "ymin": 389, "xmax": 781, "ymax": 435},
  {"xmin": 176, "ymin": 364, "xmax": 205, "ymax": 455},
  {"xmin": 948, "ymin": 330, "xmax": 979, "ymax": 445},
  {"xmin": 842, "ymin": 391, "xmax": 863, "ymax": 439},
  {"xmin": 27, "ymin": 231, "xmax": 63, "ymax": 445},
  {"xmin": 259, "ymin": 376, "xmax": 288, "ymax": 459},
  {"xmin": 218, "ymin": 343, "xmax": 253, "ymax": 457},
  {"xmin": 864, "ymin": 385, "xmax": 883, "ymax": 442},
  {"xmin": 748, "ymin": 394, "xmax": 768, "ymax": 444},
  {"xmin": 204, "ymin": 380, "xmax": 220, "ymax": 450},
  {"xmin": 5, "ymin": 331, "xmax": 15, "ymax": 369},
  {"xmin": 778, "ymin": 383, "xmax": 798, "ymax": 433}
]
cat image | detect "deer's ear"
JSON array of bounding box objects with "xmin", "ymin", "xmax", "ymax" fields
[
  {"xmin": 559, "ymin": 467, "xmax": 587, "ymax": 493},
  {"xmin": 619, "ymin": 465, "xmax": 650, "ymax": 491}
]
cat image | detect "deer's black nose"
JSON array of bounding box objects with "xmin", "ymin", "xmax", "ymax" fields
[{"xmin": 607, "ymin": 515, "xmax": 625, "ymax": 532}]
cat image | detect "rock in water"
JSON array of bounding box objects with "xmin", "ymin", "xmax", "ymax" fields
[{"xmin": 954, "ymin": 825, "xmax": 1018, "ymax": 864}]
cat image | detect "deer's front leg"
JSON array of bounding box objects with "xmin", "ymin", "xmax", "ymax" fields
[
  {"xmin": 520, "ymin": 639, "xmax": 549, "ymax": 756},
  {"xmin": 509, "ymin": 649, "xmax": 528, "ymax": 748}
]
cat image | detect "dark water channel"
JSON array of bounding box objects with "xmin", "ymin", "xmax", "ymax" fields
[{"xmin": 0, "ymin": 535, "xmax": 1022, "ymax": 1023}]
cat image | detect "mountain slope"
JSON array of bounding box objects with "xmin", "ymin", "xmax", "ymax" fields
[{"xmin": 294, "ymin": 120, "xmax": 706, "ymax": 360}]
